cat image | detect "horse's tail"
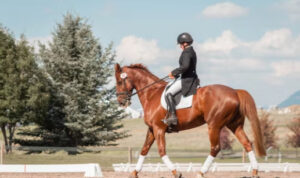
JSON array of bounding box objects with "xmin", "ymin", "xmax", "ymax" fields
[{"xmin": 236, "ymin": 89, "xmax": 266, "ymax": 157}]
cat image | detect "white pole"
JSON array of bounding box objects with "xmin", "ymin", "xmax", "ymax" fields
[
  {"xmin": 0, "ymin": 142, "xmax": 3, "ymax": 164},
  {"xmin": 278, "ymin": 151, "xmax": 282, "ymax": 163},
  {"xmin": 242, "ymin": 149, "xmax": 246, "ymax": 163}
]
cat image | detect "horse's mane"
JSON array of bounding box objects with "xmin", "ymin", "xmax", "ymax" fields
[{"xmin": 126, "ymin": 64, "xmax": 160, "ymax": 80}]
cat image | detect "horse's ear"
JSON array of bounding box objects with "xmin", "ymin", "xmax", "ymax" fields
[{"xmin": 115, "ymin": 63, "xmax": 121, "ymax": 72}]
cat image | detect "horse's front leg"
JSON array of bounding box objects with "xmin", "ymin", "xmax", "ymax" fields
[
  {"xmin": 129, "ymin": 128, "xmax": 155, "ymax": 178},
  {"xmin": 154, "ymin": 126, "xmax": 182, "ymax": 178}
]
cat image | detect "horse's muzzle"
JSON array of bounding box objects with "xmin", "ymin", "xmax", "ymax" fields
[{"xmin": 120, "ymin": 99, "xmax": 131, "ymax": 108}]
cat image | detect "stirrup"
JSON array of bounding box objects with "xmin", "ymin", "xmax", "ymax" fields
[{"xmin": 162, "ymin": 114, "xmax": 178, "ymax": 126}]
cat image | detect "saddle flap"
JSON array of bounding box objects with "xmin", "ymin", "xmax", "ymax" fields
[{"xmin": 160, "ymin": 84, "xmax": 193, "ymax": 110}]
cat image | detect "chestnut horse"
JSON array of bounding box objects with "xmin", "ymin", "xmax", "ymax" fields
[{"xmin": 114, "ymin": 63, "xmax": 265, "ymax": 178}]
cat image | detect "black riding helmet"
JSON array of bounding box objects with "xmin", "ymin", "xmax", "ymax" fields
[{"xmin": 177, "ymin": 32, "xmax": 193, "ymax": 44}]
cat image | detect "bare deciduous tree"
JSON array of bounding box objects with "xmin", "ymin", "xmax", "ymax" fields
[
  {"xmin": 220, "ymin": 127, "xmax": 234, "ymax": 150},
  {"xmin": 287, "ymin": 117, "xmax": 300, "ymax": 156},
  {"xmin": 259, "ymin": 111, "xmax": 278, "ymax": 149}
]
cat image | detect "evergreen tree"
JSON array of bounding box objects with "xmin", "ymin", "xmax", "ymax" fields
[
  {"xmin": 0, "ymin": 27, "xmax": 52, "ymax": 152},
  {"xmin": 14, "ymin": 37, "xmax": 66, "ymax": 147},
  {"xmin": 39, "ymin": 13, "xmax": 127, "ymax": 146}
]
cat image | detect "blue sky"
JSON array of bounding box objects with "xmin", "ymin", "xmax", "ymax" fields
[{"xmin": 1, "ymin": 0, "xmax": 300, "ymax": 109}]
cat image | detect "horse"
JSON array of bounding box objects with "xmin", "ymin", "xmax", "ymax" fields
[{"xmin": 114, "ymin": 63, "xmax": 266, "ymax": 178}]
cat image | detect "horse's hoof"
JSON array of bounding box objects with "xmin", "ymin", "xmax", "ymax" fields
[
  {"xmin": 128, "ymin": 170, "xmax": 138, "ymax": 178},
  {"xmin": 128, "ymin": 174, "xmax": 138, "ymax": 178},
  {"xmin": 174, "ymin": 171, "xmax": 183, "ymax": 178},
  {"xmin": 251, "ymin": 169, "xmax": 259, "ymax": 178},
  {"xmin": 196, "ymin": 172, "xmax": 205, "ymax": 178}
]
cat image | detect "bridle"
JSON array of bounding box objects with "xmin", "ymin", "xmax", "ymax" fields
[
  {"xmin": 116, "ymin": 73, "xmax": 134, "ymax": 104},
  {"xmin": 116, "ymin": 72, "xmax": 168, "ymax": 104}
]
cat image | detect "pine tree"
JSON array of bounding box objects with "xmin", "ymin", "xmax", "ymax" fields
[
  {"xmin": 39, "ymin": 13, "xmax": 127, "ymax": 146},
  {"xmin": 14, "ymin": 36, "xmax": 66, "ymax": 147}
]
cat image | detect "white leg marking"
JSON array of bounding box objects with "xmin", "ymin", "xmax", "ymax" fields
[
  {"xmin": 162, "ymin": 155, "xmax": 175, "ymax": 171},
  {"xmin": 200, "ymin": 155, "xmax": 215, "ymax": 173},
  {"xmin": 248, "ymin": 151, "xmax": 258, "ymax": 170},
  {"xmin": 135, "ymin": 155, "xmax": 145, "ymax": 172}
]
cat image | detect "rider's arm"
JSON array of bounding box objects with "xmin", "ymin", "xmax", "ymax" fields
[{"xmin": 171, "ymin": 52, "xmax": 191, "ymax": 77}]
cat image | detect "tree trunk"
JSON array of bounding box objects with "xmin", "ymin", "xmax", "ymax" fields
[
  {"xmin": 8, "ymin": 123, "xmax": 15, "ymax": 153},
  {"xmin": 0, "ymin": 124, "xmax": 9, "ymax": 153}
]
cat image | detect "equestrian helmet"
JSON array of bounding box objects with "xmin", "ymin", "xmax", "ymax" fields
[{"xmin": 177, "ymin": 32, "xmax": 193, "ymax": 44}]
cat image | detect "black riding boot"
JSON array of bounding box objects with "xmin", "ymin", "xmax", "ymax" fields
[{"xmin": 163, "ymin": 93, "xmax": 178, "ymax": 126}]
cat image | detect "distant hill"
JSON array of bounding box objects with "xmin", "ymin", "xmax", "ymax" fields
[{"xmin": 278, "ymin": 90, "xmax": 300, "ymax": 108}]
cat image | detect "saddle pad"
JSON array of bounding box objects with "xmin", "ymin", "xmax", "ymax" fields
[{"xmin": 160, "ymin": 84, "xmax": 193, "ymax": 110}]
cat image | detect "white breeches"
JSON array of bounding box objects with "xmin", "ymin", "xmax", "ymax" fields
[{"xmin": 166, "ymin": 79, "xmax": 182, "ymax": 95}]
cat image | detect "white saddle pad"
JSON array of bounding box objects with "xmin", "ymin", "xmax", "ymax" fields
[{"xmin": 160, "ymin": 82, "xmax": 193, "ymax": 110}]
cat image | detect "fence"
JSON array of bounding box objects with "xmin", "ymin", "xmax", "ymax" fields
[
  {"xmin": 0, "ymin": 163, "xmax": 103, "ymax": 177},
  {"xmin": 113, "ymin": 163, "xmax": 300, "ymax": 173},
  {"xmin": 0, "ymin": 144, "xmax": 299, "ymax": 169}
]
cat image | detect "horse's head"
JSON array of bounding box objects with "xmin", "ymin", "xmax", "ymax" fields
[{"xmin": 114, "ymin": 63, "xmax": 134, "ymax": 107}]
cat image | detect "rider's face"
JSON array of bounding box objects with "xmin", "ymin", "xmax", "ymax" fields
[{"xmin": 180, "ymin": 43, "xmax": 188, "ymax": 50}]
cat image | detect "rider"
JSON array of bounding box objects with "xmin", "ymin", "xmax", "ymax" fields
[{"xmin": 164, "ymin": 32, "xmax": 199, "ymax": 126}]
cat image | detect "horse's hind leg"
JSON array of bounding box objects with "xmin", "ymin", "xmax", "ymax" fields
[
  {"xmin": 129, "ymin": 128, "xmax": 155, "ymax": 178},
  {"xmin": 198, "ymin": 127, "xmax": 221, "ymax": 177},
  {"xmin": 227, "ymin": 122, "xmax": 259, "ymax": 177}
]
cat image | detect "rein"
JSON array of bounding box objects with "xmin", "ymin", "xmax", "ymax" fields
[{"xmin": 116, "ymin": 75, "xmax": 168, "ymax": 100}]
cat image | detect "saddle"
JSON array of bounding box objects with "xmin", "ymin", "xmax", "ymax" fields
[
  {"xmin": 161, "ymin": 80, "xmax": 200, "ymax": 133},
  {"xmin": 160, "ymin": 82, "xmax": 193, "ymax": 110}
]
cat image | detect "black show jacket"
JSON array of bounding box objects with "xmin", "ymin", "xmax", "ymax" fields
[{"xmin": 171, "ymin": 46, "xmax": 199, "ymax": 96}]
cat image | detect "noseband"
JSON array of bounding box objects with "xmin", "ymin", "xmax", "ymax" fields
[{"xmin": 116, "ymin": 72, "xmax": 168, "ymax": 104}]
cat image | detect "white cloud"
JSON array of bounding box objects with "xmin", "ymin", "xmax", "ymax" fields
[
  {"xmin": 202, "ymin": 2, "xmax": 248, "ymax": 18},
  {"xmin": 281, "ymin": 0, "xmax": 300, "ymax": 20},
  {"xmin": 116, "ymin": 35, "xmax": 160, "ymax": 64},
  {"xmin": 208, "ymin": 58, "xmax": 265, "ymax": 72},
  {"xmin": 271, "ymin": 61, "xmax": 300, "ymax": 77},
  {"xmin": 237, "ymin": 58, "xmax": 266, "ymax": 70},
  {"xmin": 161, "ymin": 65, "xmax": 175, "ymax": 74},
  {"xmin": 160, "ymin": 48, "xmax": 181, "ymax": 60},
  {"xmin": 194, "ymin": 28, "xmax": 300, "ymax": 58},
  {"xmin": 196, "ymin": 30, "xmax": 241, "ymax": 54},
  {"xmin": 117, "ymin": 29, "xmax": 300, "ymax": 83},
  {"xmin": 28, "ymin": 36, "xmax": 52, "ymax": 53},
  {"xmin": 193, "ymin": 29, "xmax": 300, "ymax": 80},
  {"xmin": 249, "ymin": 28, "xmax": 300, "ymax": 57}
]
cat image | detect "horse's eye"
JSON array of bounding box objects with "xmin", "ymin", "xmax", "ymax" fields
[{"xmin": 117, "ymin": 81, "xmax": 122, "ymax": 85}]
